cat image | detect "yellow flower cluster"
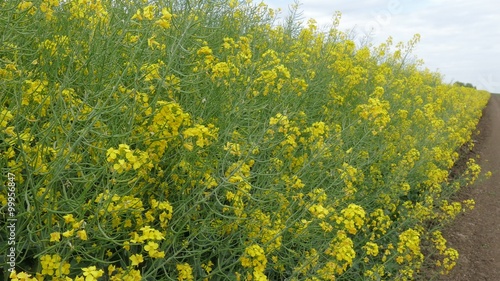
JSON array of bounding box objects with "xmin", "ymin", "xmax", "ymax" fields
[
  {"xmin": 68, "ymin": 0, "xmax": 109, "ymax": 27},
  {"xmin": 308, "ymin": 204, "xmax": 329, "ymax": 219},
  {"xmin": 431, "ymin": 230, "xmax": 459, "ymax": 274},
  {"xmin": 40, "ymin": 254, "xmax": 71, "ymax": 277},
  {"xmin": 93, "ymin": 191, "xmax": 144, "ymax": 229},
  {"xmin": 363, "ymin": 241, "xmax": 380, "ymax": 257},
  {"xmin": 338, "ymin": 204, "xmax": 366, "ymax": 235},
  {"xmin": 338, "ymin": 163, "xmax": 363, "ymax": 198},
  {"xmin": 464, "ymin": 158, "xmax": 482, "ymax": 185},
  {"xmin": 2, "ymin": 0, "xmax": 491, "ymax": 279},
  {"xmin": 1, "ymin": 109, "xmax": 14, "ymax": 132},
  {"xmin": 17, "ymin": 1, "xmax": 36, "ymax": 14},
  {"xmin": 129, "ymin": 226, "xmax": 165, "ymax": 258},
  {"xmin": 182, "ymin": 124, "xmax": 218, "ymax": 151},
  {"xmin": 241, "ymin": 244, "xmax": 268, "ymax": 281},
  {"xmin": 396, "ymin": 228, "xmax": 424, "ymax": 278},
  {"xmin": 368, "ymin": 208, "xmax": 392, "ymax": 238},
  {"xmin": 246, "ymin": 209, "xmax": 284, "ymax": 252},
  {"xmin": 325, "ymin": 230, "xmax": 356, "ymax": 275},
  {"xmin": 21, "ymin": 79, "xmax": 49, "ymax": 108},
  {"xmin": 106, "ymin": 144, "xmax": 151, "ymax": 173},
  {"xmin": 131, "ymin": 5, "xmax": 173, "ymax": 29},
  {"xmin": 176, "ymin": 263, "xmax": 194, "ymax": 281},
  {"xmin": 80, "ymin": 266, "xmax": 104, "ymax": 281},
  {"xmin": 357, "ymin": 88, "xmax": 391, "ymax": 135},
  {"xmin": 225, "ymin": 160, "xmax": 255, "ymax": 218}
]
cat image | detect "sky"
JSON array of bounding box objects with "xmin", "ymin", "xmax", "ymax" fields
[{"xmin": 265, "ymin": 0, "xmax": 500, "ymax": 93}]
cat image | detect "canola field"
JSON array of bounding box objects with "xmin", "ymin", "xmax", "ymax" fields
[{"xmin": 0, "ymin": 0, "xmax": 491, "ymax": 280}]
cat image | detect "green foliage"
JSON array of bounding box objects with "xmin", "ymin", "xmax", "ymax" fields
[
  {"xmin": 0, "ymin": 0, "xmax": 490, "ymax": 280},
  {"xmin": 453, "ymin": 81, "xmax": 477, "ymax": 89}
]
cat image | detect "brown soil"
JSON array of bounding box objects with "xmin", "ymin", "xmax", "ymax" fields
[{"xmin": 439, "ymin": 94, "xmax": 500, "ymax": 281}]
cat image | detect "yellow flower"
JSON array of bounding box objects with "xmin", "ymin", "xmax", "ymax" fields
[
  {"xmin": 57, "ymin": 261, "xmax": 71, "ymax": 276},
  {"xmin": 197, "ymin": 46, "xmax": 213, "ymax": 56},
  {"xmin": 140, "ymin": 225, "xmax": 165, "ymax": 240},
  {"xmin": 130, "ymin": 254, "xmax": 144, "ymax": 266},
  {"xmin": 396, "ymin": 228, "xmax": 423, "ymax": 264},
  {"xmin": 308, "ymin": 204, "xmax": 329, "ymax": 219},
  {"xmin": 147, "ymin": 36, "xmax": 160, "ymax": 50},
  {"xmin": 123, "ymin": 241, "xmax": 131, "ymax": 251},
  {"xmin": 319, "ymin": 221, "xmax": 333, "ymax": 232},
  {"xmin": 224, "ymin": 142, "xmax": 241, "ymax": 156},
  {"xmin": 113, "ymin": 159, "xmax": 128, "ymax": 173},
  {"xmin": 155, "ymin": 8, "xmax": 172, "ymax": 29},
  {"xmin": 155, "ymin": 18, "xmax": 170, "ymax": 29},
  {"xmin": 143, "ymin": 5, "xmax": 155, "ymax": 20},
  {"xmin": 10, "ymin": 271, "xmax": 35, "ymax": 281},
  {"xmin": 0, "ymin": 109, "xmax": 13, "ymax": 128},
  {"xmin": 176, "ymin": 263, "xmax": 194, "ymax": 281},
  {"xmin": 144, "ymin": 241, "xmax": 159, "ymax": 252},
  {"xmin": 339, "ymin": 204, "xmax": 366, "ymax": 234},
  {"xmin": 77, "ymin": 230, "xmax": 88, "ymax": 241},
  {"xmin": 325, "ymin": 231, "xmax": 355, "ymax": 274},
  {"xmin": 144, "ymin": 241, "xmax": 164, "ymax": 258},
  {"xmin": 182, "ymin": 124, "xmax": 217, "ymax": 148},
  {"xmin": 106, "ymin": 148, "xmax": 118, "ymax": 162},
  {"xmin": 63, "ymin": 229, "xmax": 74, "ymax": 238},
  {"xmin": 40, "ymin": 255, "xmax": 54, "ymax": 275},
  {"xmin": 82, "ymin": 266, "xmax": 104, "ymax": 281},
  {"xmin": 17, "ymin": 1, "xmax": 34, "ymax": 12},
  {"xmin": 72, "ymin": 220, "xmax": 85, "ymax": 229},
  {"xmin": 131, "ymin": 9, "xmax": 143, "ymax": 20},
  {"xmin": 50, "ymin": 232, "xmax": 61, "ymax": 242},
  {"xmin": 40, "ymin": 254, "xmax": 66, "ymax": 276},
  {"xmin": 128, "ymin": 35, "xmax": 139, "ymax": 43},
  {"xmin": 240, "ymin": 244, "xmax": 268, "ymax": 280},
  {"xmin": 363, "ymin": 242, "xmax": 379, "ymax": 256},
  {"xmin": 202, "ymin": 261, "xmax": 214, "ymax": 274}
]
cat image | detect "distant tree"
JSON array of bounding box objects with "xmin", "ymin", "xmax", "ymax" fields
[{"xmin": 453, "ymin": 81, "xmax": 476, "ymax": 89}]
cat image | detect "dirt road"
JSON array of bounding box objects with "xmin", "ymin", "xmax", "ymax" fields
[{"xmin": 440, "ymin": 94, "xmax": 500, "ymax": 280}]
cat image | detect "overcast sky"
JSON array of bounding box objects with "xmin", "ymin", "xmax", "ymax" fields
[{"xmin": 265, "ymin": 0, "xmax": 500, "ymax": 93}]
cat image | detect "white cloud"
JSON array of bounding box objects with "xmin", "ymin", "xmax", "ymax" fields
[{"xmin": 266, "ymin": 0, "xmax": 500, "ymax": 93}]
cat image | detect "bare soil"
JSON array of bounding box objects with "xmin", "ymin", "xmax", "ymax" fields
[{"xmin": 439, "ymin": 94, "xmax": 500, "ymax": 281}]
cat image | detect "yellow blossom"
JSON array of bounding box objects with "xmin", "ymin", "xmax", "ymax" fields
[
  {"xmin": 77, "ymin": 229, "xmax": 88, "ymax": 240},
  {"xmin": 176, "ymin": 263, "xmax": 194, "ymax": 281},
  {"xmin": 63, "ymin": 229, "xmax": 74, "ymax": 238},
  {"xmin": 82, "ymin": 266, "xmax": 104, "ymax": 281},
  {"xmin": 50, "ymin": 232, "xmax": 61, "ymax": 242},
  {"xmin": 130, "ymin": 254, "xmax": 144, "ymax": 266}
]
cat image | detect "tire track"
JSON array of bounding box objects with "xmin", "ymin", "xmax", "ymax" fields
[{"xmin": 441, "ymin": 94, "xmax": 500, "ymax": 281}]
